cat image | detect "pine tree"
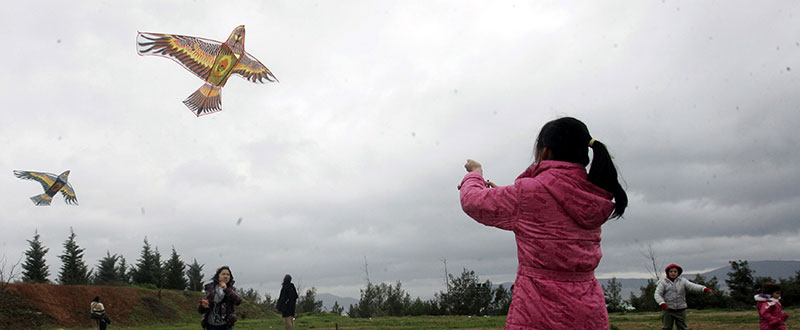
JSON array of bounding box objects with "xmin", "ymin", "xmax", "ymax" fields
[
  {"xmin": 152, "ymin": 247, "xmax": 165, "ymax": 297},
  {"xmin": 132, "ymin": 237, "xmax": 161, "ymax": 286},
  {"xmin": 603, "ymin": 277, "xmax": 624, "ymax": 312},
  {"xmin": 93, "ymin": 251, "xmax": 119, "ymax": 285},
  {"xmin": 331, "ymin": 301, "xmax": 344, "ymax": 315},
  {"xmin": 726, "ymin": 259, "xmax": 755, "ymax": 308},
  {"xmin": 22, "ymin": 230, "xmax": 50, "ymax": 283},
  {"xmin": 163, "ymin": 246, "xmax": 188, "ymax": 290},
  {"xmin": 297, "ymin": 287, "xmax": 324, "ymax": 313},
  {"xmin": 186, "ymin": 259, "xmax": 205, "ymax": 291},
  {"xmin": 629, "ymin": 279, "xmax": 659, "ymax": 312},
  {"xmin": 117, "ymin": 256, "xmax": 131, "ymax": 284},
  {"xmin": 58, "ymin": 228, "xmax": 91, "ymax": 285}
]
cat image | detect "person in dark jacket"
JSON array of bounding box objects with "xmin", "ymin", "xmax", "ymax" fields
[
  {"xmin": 198, "ymin": 266, "xmax": 243, "ymax": 330},
  {"xmin": 276, "ymin": 274, "xmax": 298, "ymax": 330}
]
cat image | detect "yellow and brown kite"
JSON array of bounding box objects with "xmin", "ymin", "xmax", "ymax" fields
[
  {"xmin": 13, "ymin": 170, "xmax": 78, "ymax": 206},
  {"xmin": 137, "ymin": 25, "xmax": 278, "ymax": 117}
]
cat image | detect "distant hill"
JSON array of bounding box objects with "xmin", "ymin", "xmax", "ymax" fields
[
  {"xmin": 700, "ymin": 260, "xmax": 800, "ymax": 282},
  {"xmin": 317, "ymin": 293, "xmax": 358, "ymax": 312},
  {"xmin": 599, "ymin": 260, "xmax": 800, "ymax": 299}
]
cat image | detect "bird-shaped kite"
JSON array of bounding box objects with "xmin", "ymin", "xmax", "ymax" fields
[
  {"xmin": 136, "ymin": 25, "xmax": 278, "ymax": 117},
  {"xmin": 13, "ymin": 170, "xmax": 78, "ymax": 206}
]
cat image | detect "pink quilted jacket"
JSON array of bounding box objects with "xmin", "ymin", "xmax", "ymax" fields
[{"xmin": 459, "ymin": 160, "xmax": 615, "ymax": 329}]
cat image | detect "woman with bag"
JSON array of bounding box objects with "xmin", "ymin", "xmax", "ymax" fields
[
  {"xmin": 89, "ymin": 296, "xmax": 105, "ymax": 330},
  {"xmin": 198, "ymin": 266, "xmax": 243, "ymax": 330}
]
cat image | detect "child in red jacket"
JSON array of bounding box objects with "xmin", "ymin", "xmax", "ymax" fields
[{"xmin": 755, "ymin": 282, "xmax": 789, "ymax": 330}]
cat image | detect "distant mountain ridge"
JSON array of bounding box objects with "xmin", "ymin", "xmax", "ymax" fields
[{"xmin": 317, "ymin": 293, "xmax": 359, "ymax": 312}]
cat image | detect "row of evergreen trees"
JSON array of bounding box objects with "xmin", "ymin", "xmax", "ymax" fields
[
  {"xmin": 15, "ymin": 228, "xmax": 510, "ymax": 317},
  {"xmin": 20, "ymin": 229, "xmax": 798, "ymax": 316},
  {"xmin": 605, "ymin": 260, "xmax": 800, "ymax": 312},
  {"xmin": 19, "ymin": 228, "xmax": 205, "ymax": 291}
]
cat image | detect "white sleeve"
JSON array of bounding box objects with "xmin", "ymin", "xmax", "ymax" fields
[
  {"xmin": 654, "ymin": 280, "xmax": 666, "ymax": 305},
  {"xmin": 683, "ymin": 279, "xmax": 707, "ymax": 292}
]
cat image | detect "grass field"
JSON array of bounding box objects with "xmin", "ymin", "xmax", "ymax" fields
[{"xmin": 57, "ymin": 307, "xmax": 798, "ymax": 329}]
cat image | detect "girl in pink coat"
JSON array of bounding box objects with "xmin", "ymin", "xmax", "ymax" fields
[
  {"xmin": 459, "ymin": 117, "xmax": 627, "ymax": 329},
  {"xmin": 755, "ymin": 283, "xmax": 789, "ymax": 330}
]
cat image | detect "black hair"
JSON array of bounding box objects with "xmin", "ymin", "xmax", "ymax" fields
[
  {"xmin": 534, "ymin": 117, "xmax": 628, "ymax": 218},
  {"xmin": 283, "ymin": 274, "xmax": 292, "ymax": 285},
  {"xmin": 762, "ymin": 282, "xmax": 781, "ymax": 295},
  {"xmin": 213, "ymin": 265, "xmax": 234, "ymax": 284},
  {"xmin": 92, "ymin": 296, "xmax": 101, "ymax": 302}
]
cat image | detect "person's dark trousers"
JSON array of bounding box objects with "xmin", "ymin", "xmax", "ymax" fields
[
  {"xmin": 661, "ymin": 308, "xmax": 687, "ymax": 330},
  {"xmin": 206, "ymin": 325, "xmax": 232, "ymax": 330}
]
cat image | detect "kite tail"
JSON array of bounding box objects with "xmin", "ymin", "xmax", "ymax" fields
[
  {"xmin": 183, "ymin": 83, "xmax": 222, "ymax": 117},
  {"xmin": 30, "ymin": 194, "xmax": 52, "ymax": 206}
]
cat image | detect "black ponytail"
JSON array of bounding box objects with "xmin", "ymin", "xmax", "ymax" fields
[
  {"xmin": 587, "ymin": 140, "xmax": 627, "ymax": 218},
  {"xmin": 535, "ymin": 117, "xmax": 627, "ymax": 218}
]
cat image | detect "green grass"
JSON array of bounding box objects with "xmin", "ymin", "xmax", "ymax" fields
[
  {"xmin": 608, "ymin": 306, "xmax": 800, "ymax": 330},
  {"xmin": 58, "ymin": 314, "xmax": 506, "ymax": 329},
  {"xmin": 54, "ymin": 307, "xmax": 800, "ymax": 330}
]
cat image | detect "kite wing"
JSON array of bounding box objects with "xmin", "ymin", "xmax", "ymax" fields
[
  {"xmin": 136, "ymin": 32, "xmax": 221, "ymax": 81},
  {"xmin": 232, "ymin": 52, "xmax": 278, "ymax": 83},
  {"xmin": 13, "ymin": 170, "xmax": 57, "ymax": 192},
  {"xmin": 60, "ymin": 183, "xmax": 78, "ymax": 205}
]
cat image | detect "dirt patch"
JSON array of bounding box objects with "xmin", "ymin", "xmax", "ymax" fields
[
  {"xmin": 0, "ymin": 289, "xmax": 58, "ymax": 330},
  {"xmin": 4, "ymin": 283, "xmax": 150, "ymax": 328},
  {"xmin": 1, "ymin": 282, "xmax": 274, "ymax": 328}
]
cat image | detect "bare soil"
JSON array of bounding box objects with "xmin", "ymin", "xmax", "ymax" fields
[{"xmin": 0, "ymin": 282, "xmax": 270, "ymax": 329}]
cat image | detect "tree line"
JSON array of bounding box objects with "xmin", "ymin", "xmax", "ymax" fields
[
  {"xmin": 12, "ymin": 229, "xmax": 798, "ymax": 316},
  {"xmin": 11, "ymin": 228, "xmax": 512, "ymax": 317},
  {"xmin": 17, "ymin": 228, "xmax": 204, "ymax": 293},
  {"xmin": 233, "ymin": 268, "xmax": 512, "ymax": 318},
  {"xmin": 345, "ymin": 268, "xmax": 512, "ymax": 317},
  {"xmin": 606, "ymin": 260, "xmax": 800, "ymax": 312}
]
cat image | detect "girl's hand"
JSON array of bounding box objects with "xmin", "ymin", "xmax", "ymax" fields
[
  {"xmin": 200, "ymin": 299, "xmax": 209, "ymax": 308},
  {"xmin": 219, "ymin": 282, "xmax": 227, "ymax": 290},
  {"xmin": 464, "ymin": 159, "xmax": 483, "ymax": 174}
]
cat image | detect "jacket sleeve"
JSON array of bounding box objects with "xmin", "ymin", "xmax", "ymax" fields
[
  {"xmin": 653, "ymin": 280, "xmax": 666, "ymax": 305},
  {"xmin": 459, "ymin": 172, "xmax": 518, "ymax": 231},
  {"xmin": 226, "ymin": 287, "xmax": 243, "ymax": 306},
  {"xmin": 682, "ymin": 279, "xmax": 707, "ymax": 293},
  {"xmin": 277, "ymin": 287, "xmax": 286, "ymax": 310},
  {"xmin": 198, "ymin": 302, "xmax": 209, "ymax": 314},
  {"xmin": 198, "ymin": 288, "xmax": 210, "ymax": 314},
  {"xmin": 759, "ymin": 303, "xmax": 782, "ymax": 326}
]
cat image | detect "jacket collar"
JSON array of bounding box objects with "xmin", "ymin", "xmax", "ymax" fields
[{"xmin": 516, "ymin": 160, "xmax": 586, "ymax": 181}]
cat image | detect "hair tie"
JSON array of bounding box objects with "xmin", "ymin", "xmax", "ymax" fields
[{"xmin": 588, "ymin": 138, "xmax": 596, "ymax": 148}]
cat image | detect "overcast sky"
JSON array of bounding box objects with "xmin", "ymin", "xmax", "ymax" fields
[{"xmin": 2, "ymin": 1, "xmax": 799, "ymax": 301}]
